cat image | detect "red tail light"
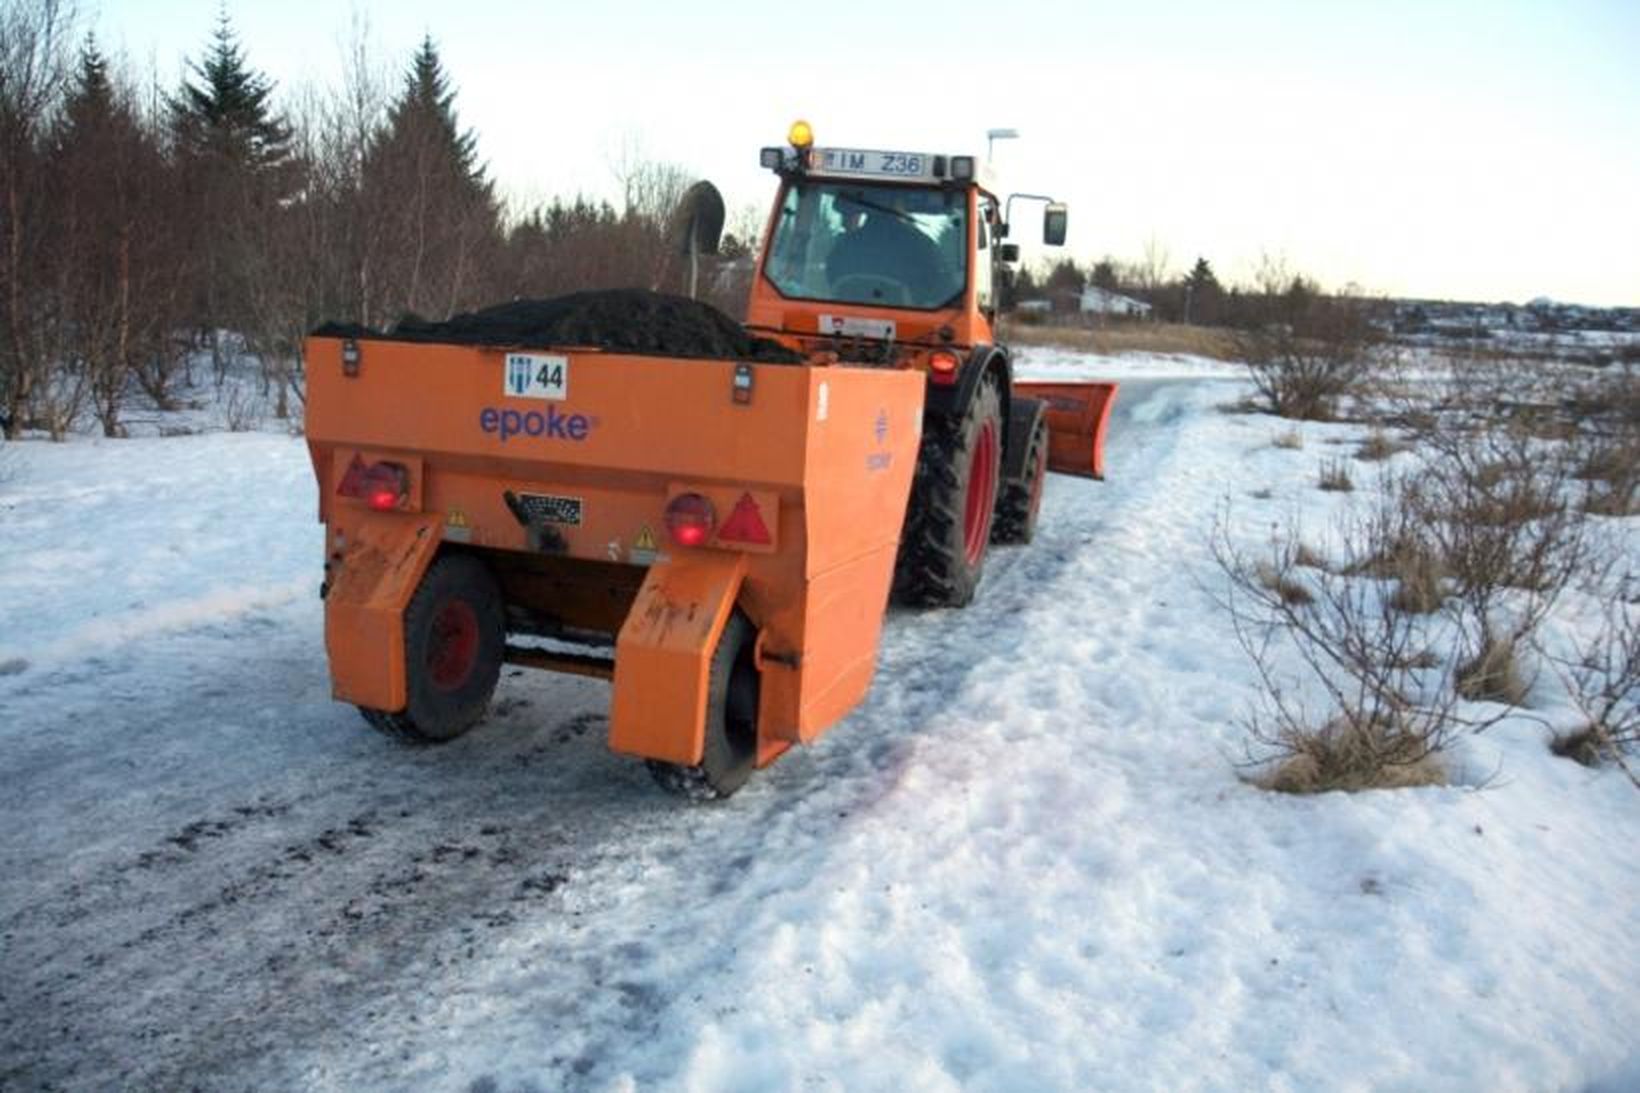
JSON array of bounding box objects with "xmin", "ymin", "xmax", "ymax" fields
[
  {"xmin": 928, "ymin": 350, "xmax": 960, "ymax": 387},
  {"xmin": 664, "ymin": 492, "xmax": 716, "ymax": 547},
  {"xmin": 338, "ymin": 456, "xmax": 410, "ymax": 511}
]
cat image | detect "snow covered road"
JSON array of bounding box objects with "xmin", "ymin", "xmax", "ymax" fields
[{"xmin": 2, "ymin": 361, "xmax": 1635, "ymax": 1091}]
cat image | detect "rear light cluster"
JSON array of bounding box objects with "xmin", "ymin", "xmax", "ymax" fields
[
  {"xmin": 927, "ymin": 349, "xmax": 961, "ymax": 387},
  {"xmin": 665, "ymin": 493, "xmax": 716, "ymax": 547},
  {"xmin": 338, "ymin": 456, "xmax": 410, "ymax": 512}
]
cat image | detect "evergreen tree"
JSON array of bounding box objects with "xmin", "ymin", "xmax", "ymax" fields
[
  {"xmin": 166, "ymin": 11, "xmax": 294, "ymax": 355},
  {"xmin": 167, "ymin": 10, "xmax": 290, "ymax": 172},
  {"xmin": 358, "ymin": 36, "xmax": 499, "ymax": 322},
  {"xmin": 51, "ymin": 35, "xmax": 178, "ymax": 430},
  {"xmin": 1184, "ymin": 256, "xmax": 1224, "ymax": 325},
  {"xmin": 379, "ymin": 36, "xmax": 484, "ymax": 186},
  {"xmin": 1187, "ymin": 256, "xmax": 1219, "ymax": 293},
  {"xmin": 1089, "ymin": 259, "xmax": 1119, "ymax": 292}
]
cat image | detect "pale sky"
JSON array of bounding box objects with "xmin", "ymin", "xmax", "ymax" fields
[{"xmin": 88, "ymin": 0, "xmax": 1640, "ymax": 306}]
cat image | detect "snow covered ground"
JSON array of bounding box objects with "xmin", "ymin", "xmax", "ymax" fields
[{"xmin": 1, "ymin": 355, "xmax": 1636, "ymax": 1091}]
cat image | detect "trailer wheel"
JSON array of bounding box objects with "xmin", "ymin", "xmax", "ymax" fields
[
  {"xmin": 893, "ymin": 374, "xmax": 1003, "ymax": 607},
  {"xmin": 992, "ymin": 413, "xmax": 1049, "ymax": 545},
  {"xmin": 647, "ymin": 612, "xmax": 760, "ymax": 800},
  {"xmin": 357, "ymin": 553, "xmax": 504, "ymax": 744}
]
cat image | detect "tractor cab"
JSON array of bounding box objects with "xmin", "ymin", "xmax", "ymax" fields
[{"xmin": 745, "ymin": 121, "xmax": 1067, "ymax": 357}]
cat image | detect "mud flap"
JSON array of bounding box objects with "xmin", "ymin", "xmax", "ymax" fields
[
  {"xmin": 323, "ymin": 514, "xmax": 444, "ymax": 712},
  {"xmin": 1012, "ymin": 380, "xmax": 1120, "ymax": 480},
  {"xmin": 609, "ymin": 553, "xmax": 748, "ymax": 765}
]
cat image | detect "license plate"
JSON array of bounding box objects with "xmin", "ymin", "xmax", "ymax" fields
[
  {"xmin": 812, "ymin": 148, "xmax": 934, "ymax": 180},
  {"xmin": 503, "ymin": 353, "xmax": 568, "ymax": 400},
  {"xmin": 514, "ymin": 492, "xmax": 582, "ymax": 526}
]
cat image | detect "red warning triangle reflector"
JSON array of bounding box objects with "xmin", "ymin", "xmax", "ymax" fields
[
  {"xmin": 718, "ymin": 492, "xmax": 772, "ymax": 545},
  {"xmin": 337, "ymin": 454, "xmax": 369, "ymax": 496}
]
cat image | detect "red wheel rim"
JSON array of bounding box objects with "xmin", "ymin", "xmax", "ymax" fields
[
  {"xmin": 963, "ymin": 419, "xmax": 1000, "ymax": 566},
  {"xmin": 1027, "ymin": 440, "xmax": 1048, "ymax": 525},
  {"xmin": 427, "ymin": 600, "xmax": 480, "ymax": 691}
]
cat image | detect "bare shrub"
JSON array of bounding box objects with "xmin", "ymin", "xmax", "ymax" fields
[
  {"xmin": 1543, "ymin": 583, "xmax": 1640, "ymax": 787},
  {"xmin": 1318, "ymin": 458, "xmax": 1353, "ymax": 492},
  {"xmin": 1210, "ymin": 495, "xmax": 1505, "ymax": 794},
  {"xmin": 1409, "ymin": 430, "xmax": 1585, "ymax": 611},
  {"xmin": 1233, "ymin": 272, "xmax": 1384, "ymax": 421}
]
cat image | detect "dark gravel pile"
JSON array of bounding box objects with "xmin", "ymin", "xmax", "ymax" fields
[{"xmin": 314, "ymin": 289, "xmax": 801, "ymax": 363}]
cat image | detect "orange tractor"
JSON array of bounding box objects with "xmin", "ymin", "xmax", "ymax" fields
[{"xmin": 304, "ymin": 122, "xmax": 1117, "ymax": 798}]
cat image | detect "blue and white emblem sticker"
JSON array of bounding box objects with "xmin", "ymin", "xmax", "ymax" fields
[{"xmin": 504, "ymin": 353, "xmax": 568, "ymax": 400}]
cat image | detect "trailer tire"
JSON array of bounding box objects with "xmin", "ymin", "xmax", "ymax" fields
[
  {"xmin": 893, "ymin": 374, "xmax": 1003, "ymax": 607},
  {"xmin": 647, "ymin": 612, "xmax": 760, "ymax": 800},
  {"xmin": 357, "ymin": 553, "xmax": 504, "ymax": 744},
  {"xmin": 992, "ymin": 412, "xmax": 1048, "ymax": 545}
]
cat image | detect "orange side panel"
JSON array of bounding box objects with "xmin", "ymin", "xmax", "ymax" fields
[
  {"xmin": 323, "ymin": 514, "xmax": 443, "ymax": 712},
  {"xmin": 608, "ymin": 553, "xmax": 747, "ymax": 765},
  {"xmin": 791, "ymin": 542, "xmax": 903, "ymax": 741},
  {"xmin": 1014, "ymin": 380, "xmax": 1120, "ymax": 480}
]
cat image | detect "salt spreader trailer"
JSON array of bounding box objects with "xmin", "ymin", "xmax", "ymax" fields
[{"xmin": 304, "ymin": 122, "xmax": 1118, "ymax": 798}]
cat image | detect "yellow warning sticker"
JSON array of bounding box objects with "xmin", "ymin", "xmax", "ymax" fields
[{"xmin": 630, "ymin": 525, "xmax": 661, "ymax": 565}]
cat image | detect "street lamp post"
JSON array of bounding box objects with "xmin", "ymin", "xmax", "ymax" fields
[{"xmin": 986, "ymin": 127, "xmax": 1019, "ymax": 161}]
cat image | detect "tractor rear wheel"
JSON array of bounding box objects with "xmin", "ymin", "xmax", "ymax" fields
[
  {"xmin": 647, "ymin": 612, "xmax": 761, "ymax": 800},
  {"xmin": 893, "ymin": 375, "xmax": 1003, "ymax": 607},
  {"xmin": 992, "ymin": 412, "xmax": 1049, "ymax": 545},
  {"xmin": 357, "ymin": 553, "xmax": 504, "ymax": 744}
]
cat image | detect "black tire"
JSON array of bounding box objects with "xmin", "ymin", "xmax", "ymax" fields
[
  {"xmin": 647, "ymin": 612, "xmax": 760, "ymax": 800},
  {"xmin": 992, "ymin": 413, "xmax": 1049, "ymax": 545},
  {"xmin": 893, "ymin": 375, "xmax": 1004, "ymax": 607},
  {"xmin": 357, "ymin": 553, "xmax": 504, "ymax": 744}
]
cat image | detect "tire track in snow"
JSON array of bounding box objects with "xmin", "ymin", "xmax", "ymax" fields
[{"xmin": 0, "ymin": 380, "xmax": 1223, "ymax": 1091}]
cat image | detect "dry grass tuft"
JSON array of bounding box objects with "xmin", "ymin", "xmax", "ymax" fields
[
  {"xmin": 1318, "ymin": 458, "xmax": 1354, "ymax": 492},
  {"xmin": 1550, "ymin": 725, "xmax": 1608, "ymax": 767},
  {"xmin": 1387, "ymin": 544, "xmax": 1448, "ymax": 615},
  {"xmin": 1293, "ymin": 543, "xmax": 1330, "ymax": 570},
  {"xmin": 1389, "ymin": 648, "xmax": 1442, "ymax": 670},
  {"xmin": 1256, "ymin": 713, "xmax": 1447, "ymax": 794},
  {"xmin": 999, "ymin": 319, "xmax": 1243, "ymax": 361},
  {"xmin": 1255, "ymin": 561, "xmax": 1315, "ymax": 606},
  {"xmin": 1457, "ymin": 635, "xmax": 1530, "ymax": 706},
  {"xmin": 1355, "ymin": 430, "xmax": 1409, "ymax": 462}
]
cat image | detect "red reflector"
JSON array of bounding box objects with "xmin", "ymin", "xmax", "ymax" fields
[
  {"xmin": 664, "ymin": 493, "xmax": 716, "ymax": 548},
  {"xmin": 718, "ymin": 492, "xmax": 773, "ymax": 545},
  {"xmin": 338, "ymin": 455, "xmax": 409, "ymax": 510},
  {"xmin": 928, "ymin": 350, "xmax": 960, "ymax": 387}
]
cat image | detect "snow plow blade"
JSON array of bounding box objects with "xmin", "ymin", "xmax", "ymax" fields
[{"xmin": 1013, "ymin": 381, "xmax": 1120, "ymax": 480}]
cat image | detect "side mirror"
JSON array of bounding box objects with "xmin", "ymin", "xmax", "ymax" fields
[
  {"xmin": 671, "ymin": 180, "xmax": 726, "ymax": 256},
  {"xmin": 1043, "ymin": 203, "xmax": 1068, "ymax": 247},
  {"xmin": 999, "ymin": 243, "xmax": 1020, "ymax": 263}
]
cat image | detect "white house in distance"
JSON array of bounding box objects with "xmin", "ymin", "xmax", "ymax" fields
[{"xmin": 1080, "ymin": 286, "xmax": 1152, "ymax": 318}]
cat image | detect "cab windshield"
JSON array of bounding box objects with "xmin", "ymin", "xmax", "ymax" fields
[{"xmin": 763, "ymin": 180, "xmax": 967, "ymax": 310}]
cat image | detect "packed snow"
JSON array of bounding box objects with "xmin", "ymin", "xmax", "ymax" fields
[{"xmin": 1, "ymin": 353, "xmax": 1635, "ymax": 1092}]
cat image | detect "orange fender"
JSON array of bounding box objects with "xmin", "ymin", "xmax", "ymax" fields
[
  {"xmin": 323, "ymin": 513, "xmax": 444, "ymax": 712},
  {"xmin": 609, "ymin": 552, "xmax": 747, "ymax": 765}
]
